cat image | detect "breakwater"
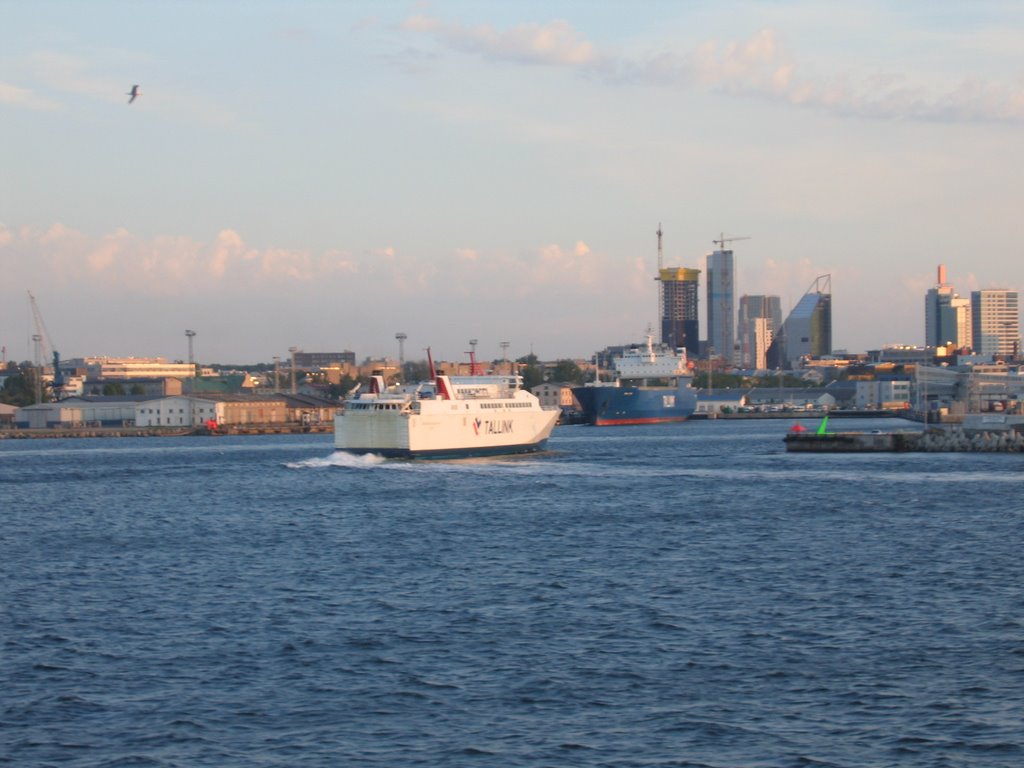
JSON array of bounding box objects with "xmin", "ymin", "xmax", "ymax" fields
[{"xmin": 786, "ymin": 427, "xmax": 1024, "ymax": 453}]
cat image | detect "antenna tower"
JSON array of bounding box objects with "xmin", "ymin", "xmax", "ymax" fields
[
  {"xmin": 185, "ymin": 330, "xmax": 196, "ymax": 365},
  {"xmin": 395, "ymin": 332, "xmax": 407, "ymax": 376},
  {"xmin": 288, "ymin": 346, "xmax": 299, "ymax": 394}
]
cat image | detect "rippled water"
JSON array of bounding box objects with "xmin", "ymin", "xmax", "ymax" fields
[{"xmin": 3, "ymin": 419, "xmax": 1022, "ymax": 767}]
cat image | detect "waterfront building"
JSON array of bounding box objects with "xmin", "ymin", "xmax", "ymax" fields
[
  {"xmin": 767, "ymin": 275, "xmax": 832, "ymax": 370},
  {"xmin": 293, "ymin": 351, "xmax": 356, "ymax": 368},
  {"xmin": 0, "ymin": 402, "xmax": 17, "ymax": 427},
  {"xmin": 854, "ymin": 380, "xmax": 912, "ymax": 410},
  {"xmin": 15, "ymin": 396, "xmax": 158, "ymax": 429},
  {"xmin": 925, "ymin": 265, "xmax": 971, "ymax": 348},
  {"xmin": 694, "ymin": 391, "xmax": 747, "ymax": 415},
  {"xmin": 743, "ymin": 387, "xmax": 839, "ymax": 410},
  {"xmin": 66, "ymin": 357, "xmax": 198, "ymax": 380},
  {"xmin": 706, "ymin": 248, "xmax": 736, "ymax": 364},
  {"xmin": 135, "ymin": 393, "xmax": 337, "ymax": 428},
  {"xmin": 971, "ymin": 288, "xmax": 1020, "ymax": 358},
  {"xmin": 657, "ymin": 267, "xmax": 701, "ymax": 357},
  {"xmin": 531, "ymin": 382, "xmax": 577, "ymax": 411}
]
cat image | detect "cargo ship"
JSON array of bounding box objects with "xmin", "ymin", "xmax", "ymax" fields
[
  {"xmin": 572, "ymin": 334, "xmax": 697, "ymax": 426},
  {"xmin": 335, "ymin": 352, "xmax": 559, "ymax": 459}
]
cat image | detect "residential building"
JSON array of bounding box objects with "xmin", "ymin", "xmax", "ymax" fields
[
  {"xmin": 925, "ymin": 264, "xmax": 971, "ymax": 348},
  {"xmin": 738, "ymin": 295, "xmax": 781, "ymax": 369},
  {"xmin": 657, "ymin": 267, "xmax": 701, "ymax": 357},
  {"xmin": 971, "ymin": 288, "xmax": 1020, "ymax": 358},
  {"xmin": 706, "ymin": 248, "xmax": 735, "ymax": 364}
]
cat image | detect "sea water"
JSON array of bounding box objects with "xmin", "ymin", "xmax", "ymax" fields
[{"xmin": 2, "ymin": 419, "xmax": 1022, "ymax": 767}]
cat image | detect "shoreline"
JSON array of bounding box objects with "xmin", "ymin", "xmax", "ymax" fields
[{"xmin": 0, "ymin": 423, "xmax": 334, "ymax": 440}]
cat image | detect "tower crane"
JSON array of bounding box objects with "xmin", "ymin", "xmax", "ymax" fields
[
  {"xmin": 28, "ymin": 291, "xmax": 65, "ymax": 401},
  {"xmin": 712, "ymin": 233, "xmax": 751, "ymax": 251}
]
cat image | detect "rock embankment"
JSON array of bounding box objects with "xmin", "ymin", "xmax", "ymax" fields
[{"xmin": 920, "ymin": 428, "xmax": 1024, "ymax": 452}]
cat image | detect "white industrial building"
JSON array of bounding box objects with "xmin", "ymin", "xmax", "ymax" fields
[
  {"xmin": 854, "ymin": 380, "xmax": 912, "ymax": 410},
  {"xmin": 135, "ymin": 396, "xmax": 220, "ymax": 427},
  {"xmin": 15, "ymin": 396, "xmax": 158, "ymax": 429}
]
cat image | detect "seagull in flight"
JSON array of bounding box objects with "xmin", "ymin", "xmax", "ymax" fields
[{"xmin": 127, "ymin": 84, "xmax": 141, "ymax": 104}]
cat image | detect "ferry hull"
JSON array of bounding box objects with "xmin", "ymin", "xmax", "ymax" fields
[
  {"xmin": 338, "ymin": 439, "xmax": 552, "ymax": 460},
  {"xmin": 334, "ymin": 405, "xmax": 558, "ymax": 459},
  {"xmin": 572, "ymin": 382, "xmax": 697, "ymax": 426}
]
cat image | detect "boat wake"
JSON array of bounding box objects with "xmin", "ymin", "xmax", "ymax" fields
[{"xmin": 285, "ymin": 452, "xmax": 387, "ymax": 470}]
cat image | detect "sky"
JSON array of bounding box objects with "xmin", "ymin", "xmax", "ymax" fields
[{"xmin": 3, "ymin": 1, "xmax": 1024, "ymax": 365}]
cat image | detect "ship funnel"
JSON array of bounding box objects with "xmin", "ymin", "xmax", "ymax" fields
[{"xmin": 435, "ymin": 374, "xmax": 455, "ymax": 401}]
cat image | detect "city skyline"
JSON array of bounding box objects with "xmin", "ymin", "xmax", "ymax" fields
[{"xmin": 4, "ymin": 2, "xmax": 1024, "ymax": 363}]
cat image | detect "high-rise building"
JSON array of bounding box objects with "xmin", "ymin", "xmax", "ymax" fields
[
  {"xmin": 971, "ymin": 288, "xmax": 1020, "ymax": 358},
  {"xmin": 744, "ymin": 317, "xmax": 772, "ymax": 370},
  {"xmin": 738, "ymin": 295, "xmax": 782, "ymax": 369},
  {"xmin": 767, "ymin": 275, "xmax": 832, "ymax": 370},
  {"xmin": 706, "ymin": 248, "xmax": 735, "ymax": 363},
  {"xmin": 925, "ymin": 265, "xmax": 971, "ymax": 348},
  {"xmin": 657, "ymin": 267, "xmax": 701, "ymax": 357}
]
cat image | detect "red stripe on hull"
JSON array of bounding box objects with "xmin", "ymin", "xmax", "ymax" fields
[{"xmin": 593, "ymin": 416, "xmax": 689, "ymax": 426}]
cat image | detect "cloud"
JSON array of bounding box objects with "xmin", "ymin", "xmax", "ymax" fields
[
  {"xmin": 0, "ymin": 80, "xmax": 59, "ymax": 110},
  {"xmin": 29, "ymin": 51, "xmax": 123, "ymax": 103},
  {"xmin": 400, "ymin": 14, "xmax": 1024, "ymax": 124},
  {"xmin": 6, "ymin": 225, "xmax": 333, "ymax": 295},
  {"xmin": 401, "ymin": 16, "xmax": 600, "ymax": 68}
]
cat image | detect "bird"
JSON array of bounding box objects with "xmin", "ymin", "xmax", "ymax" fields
[{"xmin": 127, "ymin": 84, "xmax": 141, "ymax": 104}]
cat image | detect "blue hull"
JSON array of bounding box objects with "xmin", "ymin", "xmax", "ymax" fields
[{"xmin": 572, "ymin": 382, "xmax": 697, "ymax": 426}]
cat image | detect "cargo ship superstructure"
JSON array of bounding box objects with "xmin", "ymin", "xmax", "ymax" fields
[
  {"xmin": 335, "ymin": 361, "xmax": 559, "ymax": 458},
  {"xmin": 572, "ymin": 334, "xmax": 697, "ymax": 426}
]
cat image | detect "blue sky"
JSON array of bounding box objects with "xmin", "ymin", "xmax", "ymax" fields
[{"xmin": 3, "ymin": 1, "xmax": 1023, "ymax": 364}]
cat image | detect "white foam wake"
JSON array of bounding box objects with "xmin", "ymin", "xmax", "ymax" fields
[{"xmin": 285, "ymin": 451, "xmax": 387, "ymax": 470}]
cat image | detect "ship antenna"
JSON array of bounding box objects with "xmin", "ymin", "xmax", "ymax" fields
[{"xmin": 426, "ymin": 347, "xmax": 436, "ymax": 379}]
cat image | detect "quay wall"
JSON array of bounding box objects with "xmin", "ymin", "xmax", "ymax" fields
[{"xmin": 0, "ymin": 423, "xmax": 332, "ymax": 440}]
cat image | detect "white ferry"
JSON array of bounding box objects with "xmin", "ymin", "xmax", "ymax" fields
[{"xmin": 334, "ymin": 356, "xmax": 559, "ymax": 459}]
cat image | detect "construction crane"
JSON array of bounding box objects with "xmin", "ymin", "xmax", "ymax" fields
[
  {"xmin": 27, "ymin": 290, "xmax": 64, "ymax": 401},
  {"xmin": 712, "ymin": 233, "xmax": 751, "ymax": 251}
]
